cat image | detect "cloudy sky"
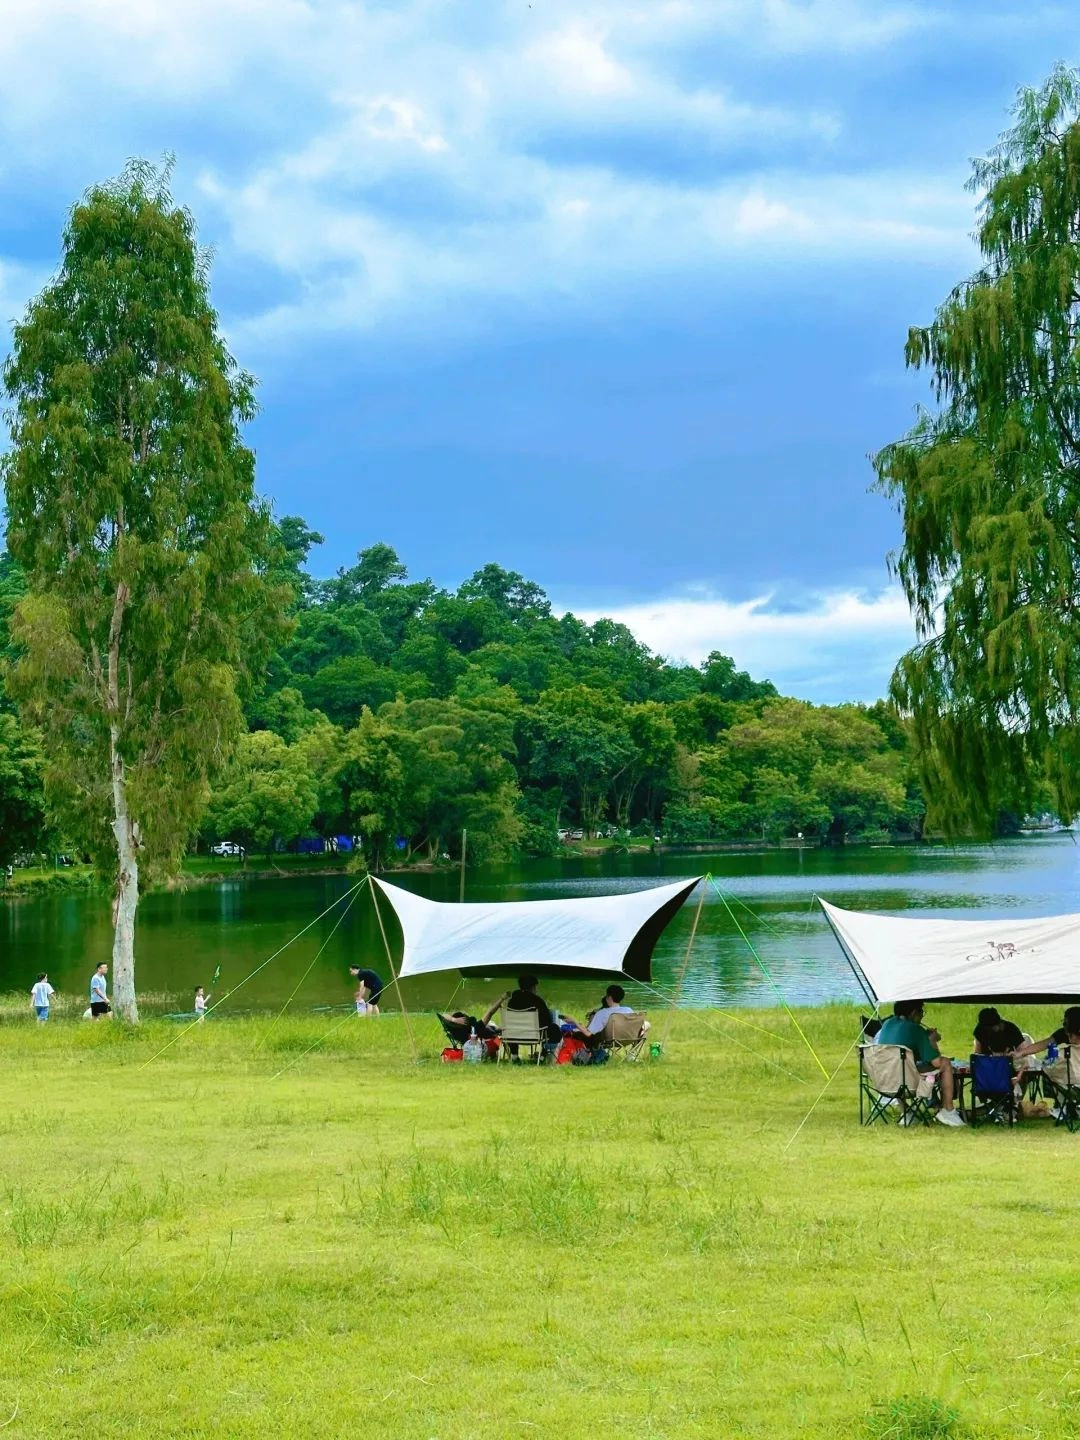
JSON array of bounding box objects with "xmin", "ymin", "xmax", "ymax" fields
[{"xmin": 0, "ymin": 0, "xmax": 1073, "ymax": 700}]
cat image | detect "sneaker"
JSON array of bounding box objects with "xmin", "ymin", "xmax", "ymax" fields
[
  {"xmin": 935, "ymin": 1108, "xmax": 966, "ymax": 1128},
  {"xmin": 898, "ymin": 1110, "xmax": 917, "ymax": 1127},
  {"xmin": 1050, "ymin": 1105, "xmax": 1062, "ymax": 1121}
]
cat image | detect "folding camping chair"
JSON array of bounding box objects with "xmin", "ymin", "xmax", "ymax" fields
[
  {"xmin": 858, "ymin": 1044, "xmax": 936, "ymax": 1126},
  {"xmin": 497, "ymin": 1008, "xmax": 545, "ymax": 1065},
  {"xmin": 1041, "ymin": 1046, "xmax": 1080, "ymax": 1132},
  {"xmin": 598, "ymin": 1011, "xmax": 649, "ymax": 1061},
  {"xmin": 966, "ymin": 1053, "xmax": 1018, "ymax": 1127},
  {"xmin": 436, "ymin": 1011, "xmax": 471, "ymax": 1048}
]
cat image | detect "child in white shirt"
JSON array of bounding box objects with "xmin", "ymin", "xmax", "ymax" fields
[{"xmin": 30, "ymin": 973, "xmax": 55, "ymax": 1023}]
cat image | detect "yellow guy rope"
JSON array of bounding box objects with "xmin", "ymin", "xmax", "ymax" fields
[
  {"xmin": 140, "ymin": 877, "xmax": 370, "ymax": 1069},
  {"xmin": 711, "ymin": 879, "xmax": 830, "ymax": 1080},
  {"xmin": 254, "ymin": 875, "xmax": 369, "ymax": 1052}
]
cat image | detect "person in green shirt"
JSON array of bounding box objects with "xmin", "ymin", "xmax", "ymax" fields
[{"xmin": 876, "ymin": 999, "xmax": 964, "ymax": 1127}]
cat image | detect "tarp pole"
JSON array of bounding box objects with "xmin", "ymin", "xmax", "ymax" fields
[
  {"xmin": 370, "ymin": 879, "xmax": 419, "ymax": 1063},
  {"xmin": 660, "ymin": 877, "xmax": 707, "ymax": 1049},
  {"xmin": 459, "ymin": 829, "xmax": 467, "ymax": 903}
]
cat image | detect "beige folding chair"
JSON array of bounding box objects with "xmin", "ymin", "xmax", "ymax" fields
[
  {"xmin": 599, "ymin": 1011, "xmax": 649, "ymax": 1061},
  {"xmin": 858, "ymin": 1044, "xmax": 937, "ymax": 1126},
  {"xmin": 497, "ymin": 1008, "xmax": 544, "ymax": 1064},
  {"xmin": 1042, "ymin": 1045, "xmax": 1080, "ymax": 1131}
]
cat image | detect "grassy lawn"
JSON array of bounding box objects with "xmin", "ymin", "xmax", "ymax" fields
[{"xmin": 1, "ymin": 1002, "xmax": 1078, "ymax": 1439}]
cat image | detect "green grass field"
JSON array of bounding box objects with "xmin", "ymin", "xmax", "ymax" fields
[{"xmin": 1, "ymin": 1001, "xmax": 1078, "ymax": 1439}]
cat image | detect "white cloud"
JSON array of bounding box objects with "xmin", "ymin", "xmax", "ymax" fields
[
  {"xmin": 568, "ymin": 585, "xmax": 918, "ymax": 704},
  {"xmin": 0, "ymin": 0, "xmax": 977, "ymax": 347},
  {"xmin": 528, "ymin": 25, "xmax": 636, "ymax": 96}
]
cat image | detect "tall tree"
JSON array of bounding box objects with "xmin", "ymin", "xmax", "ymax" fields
[
  {"xmin": 2, "ymin": 162, "xmax": 285, "ymax": 1020},
  {"xmin": 874, "ymin": 66, "xmax": 1080, "ymax": 830}
]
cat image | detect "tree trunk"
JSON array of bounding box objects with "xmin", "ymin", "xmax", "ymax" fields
[
  {"xmin": 106, "ymin": 579, "xmax": 139, "ymax": 1023},
  {"xmin": 110, "ymin": 722, "xmax": 140, "ymax": 1023}
]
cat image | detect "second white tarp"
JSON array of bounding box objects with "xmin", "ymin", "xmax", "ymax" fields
[{"xmin": 820, "ymin": 898, "xmax": 1080, "ymax": 1003}]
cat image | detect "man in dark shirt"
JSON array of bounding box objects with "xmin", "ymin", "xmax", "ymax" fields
[
  {"xmin": 491, "ymin": 974, "xmax": 561, "ymax": 1043},
  {"xmin": 973, "ymin": 1006, "xmax": 1025, "ymax": 1055},
  {"xmin": 348, "ymin": 964, "xmax": 385, "ymax": 1012}
]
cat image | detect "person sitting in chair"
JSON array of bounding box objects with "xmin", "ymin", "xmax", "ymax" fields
[
  {"xmin": 972, "ymin": 1006, "xmax": 1024, "ymax": 1056},
  {"xmin": 494, "ymin": 974, "xmax": 562, "ymax": 1045},
  {"xmin": 440, "ymin": 1009, "xmax": 500, "ymax": 1042},
  {"xmin": 1013, "ymin": 1005, "xmax": 1080, "ymax": 1061},
  {"xmin": 579, "ymin": 984, "xmax": 641, "ymax": 1048},
  {"xmin": 876, "ymin": 999, "xmax": 964, "ymax": 1127}
]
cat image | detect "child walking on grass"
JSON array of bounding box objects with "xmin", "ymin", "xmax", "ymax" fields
[
  {"xmin": 30, "ymin": 972, "xmax": 55, "ymax": 1023},
  {"xmin": 194, "ymin": 987, "xmax": 206, "ymax": 1021}
]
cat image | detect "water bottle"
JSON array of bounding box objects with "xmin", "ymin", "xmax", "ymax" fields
[
  {"xmin": 1047, "ymin": 1040, "xmax": 1059, "ymax": 1063},
  {"xmin": 463, "ymin": 1027, "xmax": 483, "ymax": 1064}
]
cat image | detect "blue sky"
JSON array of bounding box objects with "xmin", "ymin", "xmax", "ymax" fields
[{"xmin": 0, "ymin": 0, "xmax": 1074, "ymax": 701}]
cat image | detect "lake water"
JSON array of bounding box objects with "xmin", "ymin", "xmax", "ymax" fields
[{"xmin": 3, "ymin": 836, "xmax": 1079, "ymax": 1014}]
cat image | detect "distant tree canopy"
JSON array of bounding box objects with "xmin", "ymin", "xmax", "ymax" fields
[
  {"xmin": 1, "ymin": 523, "xmax": 939, "ymax": 865},
  {"xmin": 875, "ymin": 65, "xmax": 1080, "ymax": 833}
]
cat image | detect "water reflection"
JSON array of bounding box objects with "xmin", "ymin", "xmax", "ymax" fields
[{"xmin": 2, "ymin": 835, "xmax": 1078, "ymax": 1012}]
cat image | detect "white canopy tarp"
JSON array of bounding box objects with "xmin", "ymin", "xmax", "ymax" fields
[
  {"xmin": 372, "ymin": 875, "xmax": 702, "ymax": 981},
  {"xmin": 820, "ymin": 898, "xmax": 1080, "ymax": 1004}
]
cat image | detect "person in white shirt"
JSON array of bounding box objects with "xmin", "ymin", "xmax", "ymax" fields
[
  {"xmin": 585, "ymin": 985, "xmax": 636, "ymax": 1037},
  {"xmin": 194, "ymin": 987, "xmax": 207, "ymax": 1021},
  {"xmin": 89, "ymin": 963, "xmax": 111, "ymax": 1018},
  {"xmin": 30, "ymin": 973, "xmax": 55, "ymax": 1023}
]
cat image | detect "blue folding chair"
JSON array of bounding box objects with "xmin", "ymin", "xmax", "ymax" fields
[{"xmin": 967, "ymin": 1053, "xmax": 1017, "ymax": 1127}]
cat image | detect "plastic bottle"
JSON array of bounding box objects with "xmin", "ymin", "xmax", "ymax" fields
[
  {"xmin": 463, "ymin": 1027, "xmax": 483, "ymax": 1064},
  {"xmin": 1047, "ymin": 1040, "xmax": 1059, "ymax": 1064}
]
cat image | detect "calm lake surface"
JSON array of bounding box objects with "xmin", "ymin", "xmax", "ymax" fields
[{"xmin": 3, "ymin": 836, "xmax": 1079, "ymax": 1014}]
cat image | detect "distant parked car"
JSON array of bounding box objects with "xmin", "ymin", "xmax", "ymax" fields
[{"xmin": 210, "ymin": 841, "xmax": 245, "ymax": 857}]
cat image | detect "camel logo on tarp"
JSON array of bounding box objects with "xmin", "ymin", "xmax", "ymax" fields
[{"xmin": 965, "ymin": 941, "xmax": 1024, "ymax": 965}]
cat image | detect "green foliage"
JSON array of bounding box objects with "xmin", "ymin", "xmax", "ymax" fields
[
  {"xmin": 201, "ymin": 731, "xmax": 319, "ymax": 853},
  {"xmin": 0, "ymin": 711, "xmax": 45, "ymax": 867},
  {"xmin": 863, "ymin": 1397, "xmax": 963, "ymax": 1440},
  {"xmin": 673, "ymin": 700, "xmax": 908, "ymax": 842},
  {"xmin": 875, "ymin": 66, "xmax": 1080, "ymax": 832},
  {"xmin": 337, "ymin": 696, "xmax": 522, "ymax": 865}
]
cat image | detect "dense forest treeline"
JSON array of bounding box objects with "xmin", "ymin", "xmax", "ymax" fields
[{"xmin": 2, "ymin": 523, "xmax": 930, "ymax": 869}]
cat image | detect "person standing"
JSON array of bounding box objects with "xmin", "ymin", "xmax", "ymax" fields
[
  {"xmin": 30, "ymin": 972, "xmax": 55, "ymax": 1023},
  {"xmin": 89, "ymin": 962, "xmax": 111, "ymax": 1019},
  {"xmin": 348, "ymin": 964, "xmax": 384, "ymax": 1015},
  {"xmin": 194, "ymin": 986, "xmax": 207, "ymax": 1021}
]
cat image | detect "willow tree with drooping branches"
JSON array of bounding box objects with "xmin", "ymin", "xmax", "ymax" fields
[
  {"xmin": 2, "ymin": 161, "xmax": 287, "ymax": 1020},
  {"xmin": 874, "ymin": 65, "xmax": 1080, "ymax": 832}
]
